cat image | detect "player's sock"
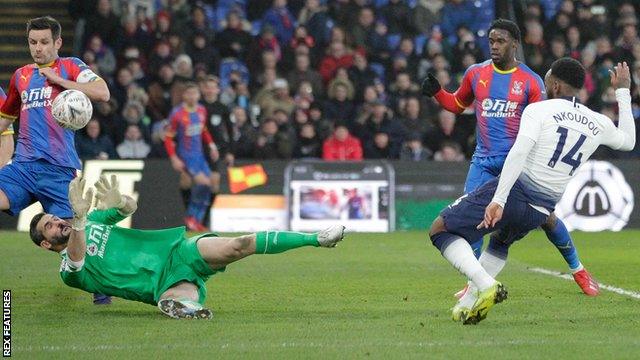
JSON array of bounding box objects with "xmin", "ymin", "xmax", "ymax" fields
[
  {"xmin": 543, "ymin": 218, "xmax": 581, "ymax": 271},
  {"xmin": 254, "ymin": 230, "xmax": 319, "ymax": 254},
  {"xmin": 479, "ymin": 249, "xmax": 507, "ymax": 278},
  {"xmin": 190, "ymin": 184, "xmax": 212, "ymax": 223},
  {"xmin": 469, "ymin": 238, "xmax": 483, "ymax": 259},
  {"xmin": 432, "ymin": 232, "xmax": 496, "ymax": 291},
  {"xmin": 481, "ymin": 237, "xmax": 509, "ymax": 277},
  {"xmin": 180, "ymin": 188, "xmax": 191, "ymax": 209}
]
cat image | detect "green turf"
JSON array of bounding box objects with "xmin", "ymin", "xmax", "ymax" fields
[{"xmin": 1, "ymin": 229, "xmax": 639, "ymax": 359}]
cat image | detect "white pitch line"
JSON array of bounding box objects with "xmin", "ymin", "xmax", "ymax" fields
[{"xmin": 529, "ymin": 267, "xmax": 640, "ymax": 300}]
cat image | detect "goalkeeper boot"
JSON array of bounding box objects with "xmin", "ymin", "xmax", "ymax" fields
[
  {"xmin": 158, "ymin": 299, "xmax": 213, "ymax": 319},
  {"xmin": 573, "ymin": 269, "xmax": 600, "ymax": 296},
  {"xmin": 460, "ymin": 282, "xmax": 508, "ymax": 325},
  {"xmin": 317, "ymin": 225, "xmax": 345, "ymax": 247}
]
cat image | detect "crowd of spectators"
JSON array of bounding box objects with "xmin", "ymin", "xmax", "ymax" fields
[{"xmin": 67, "ymin": 0, "xmax": 640, "ymax": 165}]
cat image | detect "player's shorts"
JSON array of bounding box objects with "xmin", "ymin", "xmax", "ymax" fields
[
  {"xmin": 181, "ymin": 155, "xmax": 212, "ymax": 178},
  {"xmin": 463, "ymin": 155, "xmax": 507, "ymax": 193},
  {"xmin": 0, "ymin": 159, "xmax": 75, "ymax": 217},
  {"xmin": 157, "ymin": 233, "xmax": 223, "ymax": 304},
  {"xmin": 441, "ymin": 177, "xmax": 549, "ymax": 246}
]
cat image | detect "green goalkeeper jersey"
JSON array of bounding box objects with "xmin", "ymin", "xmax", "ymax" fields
[{"xmin": 59, "ymin": 208, "xmax": 186, "ymax": 305}]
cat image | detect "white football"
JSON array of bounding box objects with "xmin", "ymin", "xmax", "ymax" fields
[{"xmin": 51, "ymin": 89, "xmax": 93, "ymax": 130}]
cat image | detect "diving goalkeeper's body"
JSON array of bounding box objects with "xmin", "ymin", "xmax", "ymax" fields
[{"xmin": 29, "ymin": 175, "xmax": 345, "ymax": 319}]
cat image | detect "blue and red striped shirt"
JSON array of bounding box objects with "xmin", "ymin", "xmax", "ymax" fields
[
  {"xmin": 164, "ymin": 103, "xmax": 214, "ymax": 160},
  {"xmin": 437, "ymin": 60, "xmax": 546, "ymax": 157},
  {"xmin": 0, "ymin": 57, "xmax": 100, "ymax": 169}
]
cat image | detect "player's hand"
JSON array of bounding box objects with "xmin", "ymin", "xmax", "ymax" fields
[
  {"xmin": 209, "ymin": 144, "xmax": 220, "ymax": 162},
  {"xmin": 477, "ymin": 202, "xmax": 503, "ymax": 229},
  {"xmin": 609, "ymin": 62, "xmax": 631, "ymax": 90},
  {"xmin": 39, "ymin": 67, "xmax": 65, "ymax": 86},
  {"xmin": 170, "ymin": 156, "xmax": 185, "ymax": 172},
  {"xmin": 94, "ymin": 174, "xmax": 125, "ymax": 210},
  {"xmin": 421, "ymin": 73, "xmax": 441, "ymax": 97},
  {"xmin": 68, "ymin": 177, "xmax": 93, "ymax": 230}
]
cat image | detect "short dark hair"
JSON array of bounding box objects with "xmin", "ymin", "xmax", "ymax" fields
[
  {"xmin": 27, "ymin": 16, "xmax": 61, "ymax": 39},
  {"xmin": 551, "ymin": 57, "xmax": 586, "ymax": 89},
  {"xmin": 489, "ymin": 18, "xmax": 521, "ymax": 42},
  {"xmin": 29, "ymin": 213, "xmax": 46, "ymax": 247}
]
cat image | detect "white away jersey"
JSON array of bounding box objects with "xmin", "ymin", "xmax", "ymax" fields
[{"xmin": 516, "ymin": 92, "xmax": 630, "ymax": 201}]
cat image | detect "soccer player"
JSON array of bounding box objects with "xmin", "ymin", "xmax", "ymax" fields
[
  {"xmin": 421, "ymin": 19, "xmax": 598, "ymax": 296},
  {"xmin": 429, "ymin": 59, "xmax": 634, "ymax": 324},
  {"xmin": 0, "ymin": 87, "xmax": 15, "ymax": 167},
  {"xmin": 164, "ymin": 82, "xmax": 219, "ymax": 231},
  {"xmin": 29, "ymin": 175, "xmax": 346, "ymax": 319},
  {"xmin": 0, "ymin": 16, "xmax": 111, "ymax": 305}
]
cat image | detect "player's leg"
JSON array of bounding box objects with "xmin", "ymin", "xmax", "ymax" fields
[
  {"xmin": 188, "ymin": 172, "xmax": 212, "ymax": 230},
  {"xmin": 541, "ymin": 213, "xmax": 599, "ymax": 296},
  {"xmin": 179, "ymin": 171, "xmax": 192, "ymax": 210},
  {"xmin": 158, "ymin": 281, "xmax": 212, "ymax": 319},
  {"xmin": 462, "ymin": 157, "xmax": 487, "ymax": 259},
  {"xmin": 196, "ymin": 226, "xmax": 346, "ymax": 270},
  {"xmin": 0, "ymin": 162, "xmax": 37, "ymax": 214}
]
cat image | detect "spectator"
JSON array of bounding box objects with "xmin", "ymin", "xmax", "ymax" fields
[
  {"xmin": 262, "ymin": 0, "xmax": 296, "ymax": 44},
  {"xmin": 229, "ymin": 106, "xmax": 258, "ymax": 159},
  {"xmin": 348, "ymin": 48, "xmax": 376, "ymax": 102},
  {"xmin": 319, "ymin": 41, "xmax": 354, "ymax": 84},
  {"xmin": 322, "ymin": 123, "xmax": 363, "ymax": 161},
  {"xmin": 214, "ymin": 11, "xmax": 253, "ymax": 59},
  {"xmin": 85, "ymin": 35, "xmax": 116, "ymax": 80},
  {"xmin": 76, "ymin": 119, "xmax": 117, "ymax": 160},
  {"xmin": 117, "ymin": 124, "xmax": 151, "ymax": 159},
  {"xmin": 324, "ymin": 78, "xmax": 355, "ymax": 123},
  {"xmin": 413, "ymin": 0, "xmax": 443, "ymax": 36},
  {"xmin": 364, "ymin": 132, "xmax": 398, "ymax": 159},
  {"xmin": 256, "ymin": 78, "xmax": 295, "ymax": 118},
  {"xmin": 84, "ymin": 0, "xmax": 121, "ymax": 50},
  {"xmin": 381, "ymin": 0, "xmax": 416, "ymax": 36},
  {"xmin": 424, "ymin": 110, "xmax": 467, "ymax": 155},
  {"xmin": 187, "ymin": 31, "xmax": 220, "ymax": 75},
  {"xmin": 293, "ymin": 123, "xmax": 322, "ymax": 158},
  {"xmin": 352, "ymin": 99, "xmax": 406, "ymax": 152},
  {"xmin": 253, "ymin": 118, "xmax": 293, "ymax": 159},
  {"xmin": 400, "ymin": 133, "xmax": 432, "ymax": 161},
  {"xmin": 350, "ymin": 7, "xmax": 375, "ymax": 51},
  {"xmin": 433, "ymin": 141, "xmax": 465, "ymax": 162},
  {"xmin": 287, "ymin": 53, "xmax": 324, "ymax": 98},
  {"xmin": 298, "ymin": 0, "xmax": 331, "ymax": 46},
  {"xmin": 400, "ymin": 96, "xmax": 432, "ymax": 140},
  {"xmin": 309, "ymin": 101, "xmax": 333, "ymax": 141}
]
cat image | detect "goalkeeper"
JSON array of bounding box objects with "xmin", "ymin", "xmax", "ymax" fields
[{"xmin": 29, "ymin": 175, "xmax": 345, "ymax": 319}]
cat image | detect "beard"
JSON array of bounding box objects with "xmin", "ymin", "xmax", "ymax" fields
[{"xmin": 49, "ymin": 232, "xmax": 70, "ymax": 247}]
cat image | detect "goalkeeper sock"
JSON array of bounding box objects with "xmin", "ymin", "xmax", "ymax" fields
[
  {"xmin": 543, "ymin": 218, "xmax": 581, "ymax": 271},
  {"xmin": 254, "ymin": 231, "xmax": 319, "ymax": 254}
]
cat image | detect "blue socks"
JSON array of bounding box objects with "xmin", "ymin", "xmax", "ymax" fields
[
  {"xmin": 543, "ymin": 218, "xmax": 581, "ymax": 271},
  {"xmin": 187, "ymin": 184, "xmax": 212, "ymax": 223}
]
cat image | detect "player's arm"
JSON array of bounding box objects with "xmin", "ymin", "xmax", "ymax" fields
[
  {"xmin": 421, "ymin": 69, "xmax": 475, "ymax": 114},
  {"xmin": 202, "ymin": 125, "xmax": 219, "ymax": 161},
  {"xmin": 603, "ymin": 62, "xmax": 636, "ymax": 151},
  {"xmin": 39, "ymin": 65, "xmax": 110, "ymax": 102},
  {"xmin": 67, "ymin": 178, "xmax": 93, "ymax": 262},
  {"xmin": 478, "ymin": 105, "xmax": 542, "ymax": 229},
  {"xmin": 0, "ymin": 131, "xmax": 14, "ymax": 167},
  {"xmin": 0, "ymin": 74, "xmax": 21, "ymax": 133},
  {"xmin": 164, "ymin": 114, "xmax": 186, "ymax": 172}
]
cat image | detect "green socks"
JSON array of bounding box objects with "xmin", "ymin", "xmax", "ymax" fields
[{"xmin": 255, "ymin": 231, "xmax": 319, "ymax": 254}]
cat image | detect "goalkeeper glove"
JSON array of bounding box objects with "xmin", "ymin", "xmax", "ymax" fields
[
  {"xmin": 68, "ymin": 177, "xmax": 93, "ymax": 231},
  {"xmin": 94, "ymin": 174, "xmax": 125, "ymax": 210},
  {"xmin": 421, "ymin": 73, "xmax": 441, "ymax": 97}
]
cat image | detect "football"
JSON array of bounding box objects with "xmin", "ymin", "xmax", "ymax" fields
[{"xmin": 51, "ymin": 89, "xmax": 93, "ymax": 130}]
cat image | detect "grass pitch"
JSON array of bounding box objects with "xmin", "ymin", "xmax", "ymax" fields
[{"xmin": 1, "ymin": 229, "xmax": 639, "ymax": 359}]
